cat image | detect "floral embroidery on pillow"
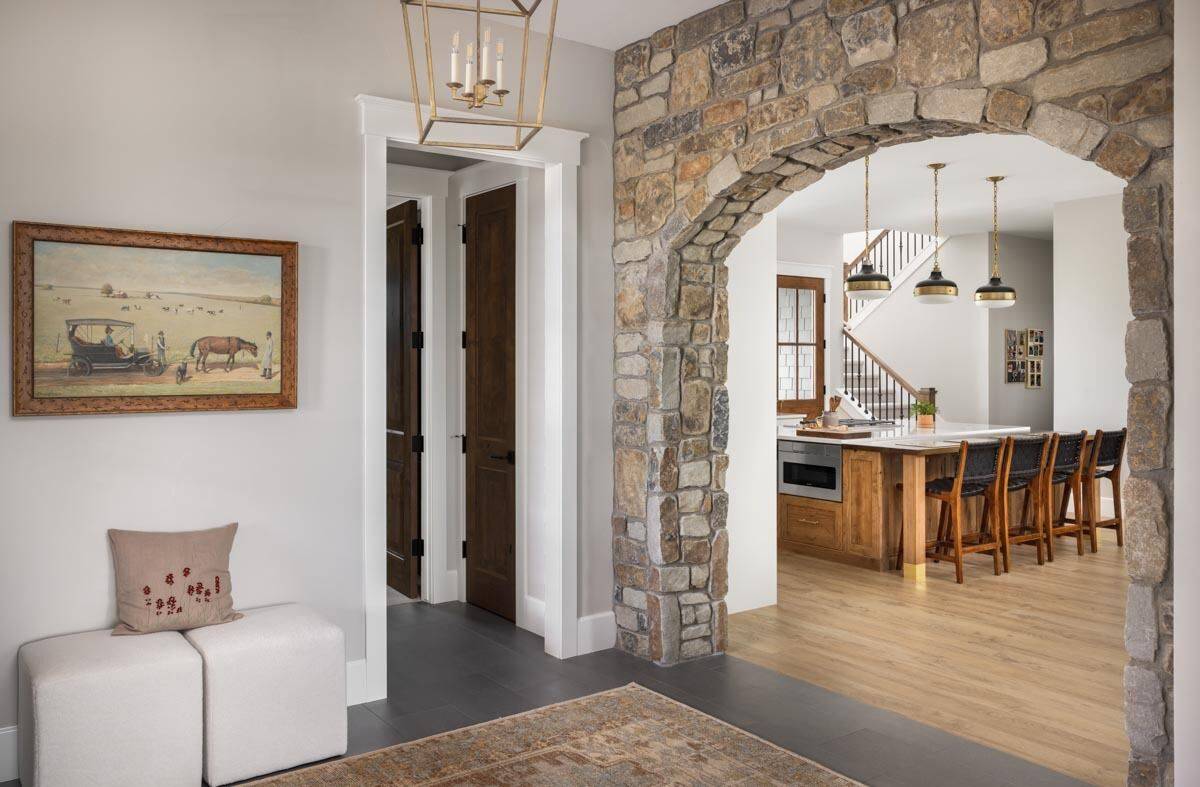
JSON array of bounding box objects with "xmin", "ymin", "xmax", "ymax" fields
[{"xmin": 145, "ymin": 568, "xmax": 222, "ymax": 616}]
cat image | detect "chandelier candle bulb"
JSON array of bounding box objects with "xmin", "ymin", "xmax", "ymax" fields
[
  {"xmin": 449, "ymin": 30, "xmax": 461, "ymax": 87},
  {"xmin": 464, "ymin": 42, "xmax": 475, "ymax": 93},
  {"xmin": 495, "ymin": 39, "xmax": 504, "ymax": 93},
  {"xmin": 481, "ymin": 28, "xmax": 491, "ymax": 83}
]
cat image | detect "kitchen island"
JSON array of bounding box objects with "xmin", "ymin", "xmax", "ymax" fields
[{"xmin": 776, "ymin": 419, "xmax": 1030, "ymax": 580}]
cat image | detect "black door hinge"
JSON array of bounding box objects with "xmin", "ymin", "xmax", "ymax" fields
[
  {"xmin": 462, "ymin": 540, "xmax": 468, "ymax": 559},
  {"xmin": 412, "ymin": 331, "xmax": 424, "ymax": 350},
  {"xmin": 506, "ymin": 450, "xmax": 515, "ymax": 465},
  {"xmin": 411, "ymin": 538, "xmax": 425, "ymax": 558},
  {"xmin": 411, "ymin": 226, "xmax": 424, "ymax": 246},
  {"xmin": 412, "ymin": 435, "xmax": 425, "ymax": 454},
  {"xmin": 461, "ymin": 435, "xmax": 467, "ymax": 454},
  {"xmin": 461, "ymin": 224, "xmax": 468, "ymax": 244},
  {"xmin": 461, "ymin": 331, "xmax": 467, "ymax": 349},
  {"xmin": 822, "ymin": 339, "xmax": 827, "ymax": 349}
]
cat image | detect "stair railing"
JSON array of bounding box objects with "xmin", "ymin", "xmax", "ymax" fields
[
  {"xmin": 843, "ymin": 229, "xmax": 939, "ymax": 322},
  {"xmin": 841, "ymin": 328, "xmax": 935, "ymax": 422}
]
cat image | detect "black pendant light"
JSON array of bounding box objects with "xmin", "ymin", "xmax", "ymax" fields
[
  {"xmin": 975, "ymin": 175, "xmax": 1017, "ymax": 309},
  {"xmin": 846, "ymin": 155, "xmax": 891, "ymax": 301},
  {"xmin": 914, "ymin": 162, "xmax": 957, "ymax": 305}
]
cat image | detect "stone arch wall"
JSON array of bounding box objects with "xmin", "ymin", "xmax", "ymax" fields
[{"xmin": 608, "ymin": 0, "xmax": 1173, "ymax": 780}]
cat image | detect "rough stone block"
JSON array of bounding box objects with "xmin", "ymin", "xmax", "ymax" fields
[
  {"xmin": 1031, "ymin": 37, "xmax": 1173, "ymax": 102},
  {"xmin": 677, "ymin": 1, "xmax": 745, "ymax": 51},
  {"xmin": 919, "ymin": 88, "xmax": 987, "ymax": 123},
  {"xmin": 615, "ymin": 449, "xmax": 649, "ymax": 518},
  {"xmin": 1127, "ymin": 385, "xmax": 1171, "ymax": 475},
  {"xmin": 980, "ymin": 0, "xmax": 1033, "ymax": 46},
  {"xmin": 646, "ymin": 493, "xmax": 681, "ymax": 565},
  {"xmin": 980, "ymin": 38, "xmax": 1048, "ymax": 86},
  {"xmin": 986, "ymin": 89, "xmax": 1032, "ymax": 129},
  {"xmin": 679, "ymin": 459, "xmax": 711, "ymax": 488},
  {"xmin": 1125, "ymin": 318, "xmax": 1169, "ymax": 383},
  {"xmin": 1052, "ymin": 5, "xmax": 1159, "ymax": 61},
  {"xmin": 1095, "ymin": 132, "xmax": 1151, "ymax": 180},
  {"xmin": 1125, "ymin": 583, "xmax": 1157, "ymax": 662},
  {"xmin": 840, "ymin": 5, "xmax": 896, "ymax": 68},
  {"xmin": 711, "ymin": 24, "xmax": 756, "ymax": 76},
  {"xmin": 782, "ymin": 14, "xmax": 847, "ymax": 91},
  {"xmin": 1027, "ymin": 103, "xmax": 1107, "ymax": 159},
  {"xmin": 897, "ymin": 1, "xmax": 978, "ymax": 88},
  {"xmin": 1124, "ymin": 664, "xmax": 1167, "ymax": 756},
  {"xmin": 616, "ymin": 96, "xmax": 667, "ymax": 136},
  {"xmin": 1127, "ymin": 234, "xmax": 1168, "ymax": 314},
  {"xmin": 647, "ymin": 592, "xmax": 681, "ymax": 663}
]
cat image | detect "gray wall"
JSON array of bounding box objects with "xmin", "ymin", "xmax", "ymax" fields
[
  {"xmin": 987, "ymin": 234, "xmax": 1054, "ymax": 431},
  {"xmin": 0, "ymin": 0, "xmax": 614, "ymax": 727}
]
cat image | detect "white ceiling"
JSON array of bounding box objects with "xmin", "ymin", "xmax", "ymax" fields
[
  {"xmin": 529, "ymin": 0, "xmax": 717, "ymax": 51},
  {"xmin": 776, "ymin": 134, "xmax": 1125, "ymax": 241}
]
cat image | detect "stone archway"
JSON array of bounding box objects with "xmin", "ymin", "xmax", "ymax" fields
[{"xmin": 608, "ymin": 0, "xmax": 1173, "ymax": 780}]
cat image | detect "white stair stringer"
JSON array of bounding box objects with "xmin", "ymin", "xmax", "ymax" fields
[
  {"xmin": 835, "ymin": 387, "xmax": 875, "ymax": 420},
  {"xmin": 845, "ymin": 237, "xmax": 946, "ymax": 332}
]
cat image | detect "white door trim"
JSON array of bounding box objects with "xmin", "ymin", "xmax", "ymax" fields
[{"xmin": 359, "ymin": 95, "xmax": 586, "ymax": 703}]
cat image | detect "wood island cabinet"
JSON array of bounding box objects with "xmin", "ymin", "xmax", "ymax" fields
[{"xmin": 778, "ymin": 449, "xmax": 890, "ymax": 570}]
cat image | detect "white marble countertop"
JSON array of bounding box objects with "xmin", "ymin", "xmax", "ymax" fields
[{"xmin": 777, "ymin": 418, "xmax": 1031, "ymax": 453}]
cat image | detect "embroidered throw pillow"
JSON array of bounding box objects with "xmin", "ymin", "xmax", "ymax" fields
[{"xmin": 108, "ymin": 523, "xmax": 242, "ymax": 635}]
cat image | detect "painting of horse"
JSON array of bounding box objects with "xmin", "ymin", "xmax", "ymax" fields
[
  {"xmin": 190, "ymin": 336, "xmax": 258, "ymax": 373},
  {"xmin": 13, "ymin": 221, "xmax": 297, "ymax": 415}
]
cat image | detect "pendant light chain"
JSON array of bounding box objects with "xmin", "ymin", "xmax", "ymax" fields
[
  {"xmin": 863, "ymin": 154, "xmax": 870, "ymax": 252},
  {"xmin": 991, "ymin": 177, "xmax": 1000, "ymax": 279},
  {"xmin": 932, "ymin": 164, "xmax": 940, "ymax": 272}
]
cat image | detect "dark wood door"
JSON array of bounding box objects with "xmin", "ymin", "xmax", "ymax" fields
[
  {"xmin": 464, "ymin": 185, "xmax": 517, "ymax": 621},
  {"xmin": 386, "ymin": 200, "xmax": 422, "ymax": 599}
]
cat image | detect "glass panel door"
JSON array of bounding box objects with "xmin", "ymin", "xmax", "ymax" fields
[{"xmin": 777, "ymin": 275, "xmax": 825, "ymax": 417}]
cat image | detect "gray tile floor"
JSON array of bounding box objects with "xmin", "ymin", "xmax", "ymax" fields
[{"xmin": 2, "ymin": 600, "xmax": 1089, "ymax": 786}]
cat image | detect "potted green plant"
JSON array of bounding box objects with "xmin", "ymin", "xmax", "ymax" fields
[{"xmin": 911, "ymin": 400, "xmax": 937, "ymax": 429}]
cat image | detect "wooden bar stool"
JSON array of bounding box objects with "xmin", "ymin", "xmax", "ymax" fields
[
  {"xmin": 898, "ymin": 440, "xmax": 1004, "ymax": 584},
  {"xmin": 995, "ymin": 434, "xmax": 1051, "ymax": 568},
  {"xmin": 1083, "ymin": 428, "xmax": 1127, "ymax": 551},
  {"xmin": 1046, "ymin": 430, "xmax": 1088, "ymax": 560}
]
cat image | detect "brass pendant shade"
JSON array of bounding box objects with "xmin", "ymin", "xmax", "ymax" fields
[
  {"xmin": 914, "ymin": 162, "xmax": 957, "ymax": 305},
  {"xmin": 846, "ymin": 155, "xmax": 892, "ymax": 301},
  {"xmin": 975, "ymin": 175, "xmax": 1017, "ymax": 309}
]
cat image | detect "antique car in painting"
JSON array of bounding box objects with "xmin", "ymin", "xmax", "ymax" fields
[{"xmin": 65, "ymin": 318, "xmax": 164, "ymax": 377}]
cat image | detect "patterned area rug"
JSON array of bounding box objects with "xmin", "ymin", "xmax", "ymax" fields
[{"xmin": 250, "ymin": 683, "xmax": 859, "ymax": 785}]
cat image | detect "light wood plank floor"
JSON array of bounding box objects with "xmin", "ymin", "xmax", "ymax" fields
[{"xmin": 729, "ymin": 530, "xmax": 1129, "ymax": 786}]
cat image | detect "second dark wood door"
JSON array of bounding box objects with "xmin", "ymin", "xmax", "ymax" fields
[
  {"xmin": 464, "ymin": 184, "xmax": 516, "ymax": 621},
  {"xmin": 386, "ymin": 200, "xmax": 421, "ymax": 599}
]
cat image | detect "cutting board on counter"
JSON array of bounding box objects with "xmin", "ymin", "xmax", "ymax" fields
[{"xmin": 794, "ymin": 426, "xmax": 873, "ymax": 440}]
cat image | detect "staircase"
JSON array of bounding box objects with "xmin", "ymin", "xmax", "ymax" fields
[{"xmin": 836, "ymin": 229, "xmax": 940, "ymax": 422}]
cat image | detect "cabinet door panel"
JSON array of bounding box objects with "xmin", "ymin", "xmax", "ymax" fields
[
  {"xmin": 844, "ymin": 450, "xmax": 882, "ymax": 559},
  {"xmin": 778, "ymin": 495, "xmax": 843, "ymax": 551}
]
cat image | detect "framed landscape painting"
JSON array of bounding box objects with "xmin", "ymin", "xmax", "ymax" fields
[{"xmin": 11, "ymin": 222, "xmax": 298, "ymax": 416}]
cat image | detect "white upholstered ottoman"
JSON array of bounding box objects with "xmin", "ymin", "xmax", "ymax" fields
[
  {"xmin": 183, "ymin": 603, "xmax": 346, "ymax": 786},
  {"xmin": 18, "ymin": 629, "xmax": 202, "ymax": 787}
]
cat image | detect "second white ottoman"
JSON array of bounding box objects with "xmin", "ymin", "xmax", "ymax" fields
[{"xmin": 183, "ymin": 604, "xmax": 347, "ymax": 786}]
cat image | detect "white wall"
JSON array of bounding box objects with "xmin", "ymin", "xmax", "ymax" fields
[
  {"xmin": 0, "ymin": 0, "xmax": 614, "ymax": 732},
  {"xmin": 1052, "ymin": 196, "xmax": 1130, "ymax": 434},
  {"xmin": 854, "ymin": 235, "xmax": 991, "ymax": 423},
  {"xmin": 725, "ymin": 213, "xmax": 779, "ymax": 614},
  {"xmin": 1174, "ymin": 4, "xmax": 1199, "ymax": 779},
  {"xmin": 987, "ymin": 235, "xmax": 1054, "ymax": 431}
]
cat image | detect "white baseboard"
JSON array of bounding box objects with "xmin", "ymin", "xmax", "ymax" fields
[
  {"xmin": 577, "ymin": 611, "xmax": 616, "ymax": 655},
  {"xmin": 520, "ymin": 595, "xmax": 546, "ymax": 637},
  {"xmin": 0, "ymin": 724, "xmax": 16, "ymax": 782},
  {"xmin": 346, "ymin": 658, "xmax": 368, "ymax": 706}
]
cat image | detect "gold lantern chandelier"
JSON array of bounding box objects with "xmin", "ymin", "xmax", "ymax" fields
[{"xmin": 400, "ymin": 0, "xmax": 560, "ymax": 151}]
